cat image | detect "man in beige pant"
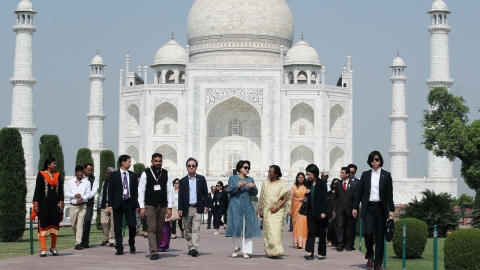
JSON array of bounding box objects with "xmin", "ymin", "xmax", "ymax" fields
[
  {"xmin": 65, "ymin": 165, "xmax": 91, "ymax": 250},
  {"xmin": 99, "ymin": 167, "xmax": 115, "ymax": 247}
]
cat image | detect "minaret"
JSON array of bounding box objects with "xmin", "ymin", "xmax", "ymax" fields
[
  {"xmin": 389, "ymin": 55, "xmax": 409, "ymax": 180},
  {"xmin": 427, "ymin": 0, "xmax": 453, "ymax": 178},
  {"xmin": 10, "ymin": 0, "xmax": 37, "ymax": 176},
  {"xmin": 87, "ymin": 53, "xmax": 106, "ymax": 172}
]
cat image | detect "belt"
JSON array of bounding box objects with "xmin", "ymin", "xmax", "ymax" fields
[
  {"xmin": 189, "ymin": 204, "xmax": 197, "ymax": 207},
  {"xmin": 369, "ymin": 201, "xmax": 381, "ymax": 205},
  {"xmin": 71, "ymin": 203, "xmax": 85, "ymax": 206}
]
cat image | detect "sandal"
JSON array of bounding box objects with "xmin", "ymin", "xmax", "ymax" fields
[
  {"xmin": 171, "ymin": 234, "xmax": 177, "ymax": 239},
  {"xmin": 232, "ymin": 248, "xmax": 240, "ymax": 258},
  {"xmin": 327, "ymin": 242, "xmax": 332, "ymax": 247},
  {"xmin": 243, "ymin": 253, "xmax": 249, "ymax": 259}
]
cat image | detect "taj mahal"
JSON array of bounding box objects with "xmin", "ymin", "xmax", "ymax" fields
[{"xmin": 9, "ymin": 0, "xmax": 456, "ymax": 206}]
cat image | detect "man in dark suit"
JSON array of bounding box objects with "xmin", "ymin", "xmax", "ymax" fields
[
  {"xmin": 206, "ymin": 186, "xmax": 215, "ymax": 229},
  {"xmin": 98, "ymin": 167, "xmax": 115, "ymax": 247},
  {"xmin": 353, "ymin": 151, "xmax": 394, "ymax": 270},
  {"xmin": 108, "ymin": 155, "xmax": 139, "ymax": 256},
  {"xmin": 178, "ymin": 157, "xmax": 209, "ymax": 257},
  {"xmin": 334, "ymin": 167, "xmax": 357, "ymax": 252},
  {"xmin": 347, "ymin": 163, "xmax": 359, "ymax": 250}
]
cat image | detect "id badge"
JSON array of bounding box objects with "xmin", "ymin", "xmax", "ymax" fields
[
  {"xmin": 154, "ymin": 185, "xmax": 161, "ymax": 191},
  {"xmin": 123, "ymin": 189, "xmax": 128, "ymax": 195}
]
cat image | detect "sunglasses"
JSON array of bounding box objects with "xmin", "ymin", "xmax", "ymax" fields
[
  {"xmin": 243, "ymin": 166, "xmax": 250, "ymax": 170},
  {"xmin": 372, "ymin": 158, "xmax": 380, "ymax": 162},
  {"xmin": 174, "ymin": 182, "xmax": 179, "ymax": 184},
  {"xmin": 187, "ymin": 165, "xmax": 196, "ymax": 168},
  {"xmin": 216, "ymin": 185, "xmax": 220, "ymax": 187},
  {"xmin": 349, "ymin": 171, "xmax": 354, "ymax": 174}
]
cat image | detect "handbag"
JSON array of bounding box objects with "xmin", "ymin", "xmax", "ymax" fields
[
  {"xmin": 299, "ymin": 196, "xmax": 309, "ymax": 216},
  {"xmin": 385, "ymin": 217, "xmax": 394, "ymax": 242},
  {"xmin": 165, "ymin": 206, "xmax": 180, "ymax": 222}
]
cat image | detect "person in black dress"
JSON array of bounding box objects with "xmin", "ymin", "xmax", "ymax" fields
[
  {"xmin": 327, "ymin": 178, "xmax": 340, "ymax": 248},
  {"xmin": 210, "ymin": 181, "xmax": 229, "ymax": 235}
]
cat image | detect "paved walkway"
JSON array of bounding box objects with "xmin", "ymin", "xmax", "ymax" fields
[{"xmin": 1, "ymin": 224, "xmax": 367, "ymax": 269}]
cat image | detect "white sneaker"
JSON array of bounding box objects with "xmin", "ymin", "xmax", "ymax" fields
[{"xmin": 213, "ymin": 231, "xmax": 219, "ymax": 235}]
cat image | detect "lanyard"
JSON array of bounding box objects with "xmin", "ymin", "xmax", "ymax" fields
[{"xmin": 150, "ymin": 168, "xmax": 163, "ymax": 183}]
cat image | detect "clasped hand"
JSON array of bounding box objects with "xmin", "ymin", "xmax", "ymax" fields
[{"xmin": 238, "ymin": 180, "xmax": 255, "ymax": 189}]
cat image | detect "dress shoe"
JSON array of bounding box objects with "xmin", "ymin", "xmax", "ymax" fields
[
  {"xmin": 351, "ymin": 246, "xmax": 356, "ymax": 250},
  {"xmin": 39, "ymin": 252, "xmax": 46, "ymax": 257},
  {"xmin": 317, "ymin": 255, "xmax": 325, "ymax": 260},
  {"xmin": 115, "ymin": 249, "xmax": 124, "ymax": 255},
  {"xmin": 74, "ymin": 244, "xmax": 83, "ymax": 250},
  {"xmin": 374, "ymin": 266, "xmax": 383, "ymax": 270},
  {"xmin": 191, "ymin": 249, "xmax": 198, "ymax": 257},
  {"xmin": 50, "ymin": 248, "xmax": 59, "ymax": 256},
  {"xmin": 188, "ymin": 250, "xmax": 192, "ymax": 255},
  {"xmin": 100, "ymin": 241, "xmax": 108, "ymax": 246},
  {"xmin": 304, "ymin": 253, "xmax": 314, "ymax": 260},
  {"xmin": 366, "ymin": 258, "xmax": 374, "ymax": 268},
  {"xmin": 150, "ymin": 254, "xmax": 160, "ymax": 260},
  {"xmin": 207, "ymin": 227, "xmax": 211, "ymax": 229},
  {"xmin": 345, "ymin": 245, "xmax": 352, "ymax": 251},
  {"xmin": 82, "ymin": 244, "xmax": 90, "ymax": 248},
  {"xmin": 109, "ymin": 243, "xmax": 115, "ymax": 247},
  {"xmin": 130, "ymin": 245, "xmax": 136, "ymax": 254},
  {"xmin": 336, "ymin": 246, "xmax": 344, "ymax": 252}
]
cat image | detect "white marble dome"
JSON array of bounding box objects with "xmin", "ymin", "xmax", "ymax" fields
[
  {"xmin": 153, "ymin": 39, "xmax": 187, "ymax": 65},
  {"xmin": 186, "ymin": 0, "xmax": 295, "ymax": 64},
  {"xmin": 17, "ymin": 0, "xmax": 34, "ymax": 11},
  {"xmin": 285, "ymin": 40, "xmax": 320, "ymax": 66},
  {"xmin": 90, "ymin": 54, "xmax": 105, "ymax": 65},
  {"xmin": 392, "ymin": 56, "xmax": 406, "ymax": 67},
  {"xmin": 431, "ymin": 0, "xmax": 448, "ymax": 11}
]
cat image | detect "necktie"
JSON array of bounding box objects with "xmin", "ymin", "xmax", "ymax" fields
[
  {"xmin": 123, "ymin": 172, "xmax": 129, "ymax": 200},
  {"xmin": 343, "ymin": 181, "xmax": 347, "ymax": 194}
]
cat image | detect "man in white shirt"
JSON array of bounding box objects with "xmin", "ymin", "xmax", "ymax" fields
[
  {"xmin": 82, "ymin": 163, "xmax": 98, "ymax": 248},
  {"xmin": 65, "ymin": 165, "xmax": 91, "ymax": 250}
]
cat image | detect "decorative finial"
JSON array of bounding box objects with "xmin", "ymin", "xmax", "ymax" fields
[
  {"xmin": 171, "ymin": 31, "xmax": 174, "ymax": 40},
  {"xmin": 301, "ymin": 30, "xmax": 304, "ymax": 41},
  {"xmin": 97, "ymin": 50, "xmax": 99, "ymax": 55},
  {"xmin": 397, "ymin": 51, "xmax": 400, "ymax": 57}
]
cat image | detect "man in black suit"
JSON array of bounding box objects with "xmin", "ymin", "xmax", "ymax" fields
[
  {"xmin": 347, "ymin": 163, "xmax": 359, "ymax": 250},
  {"xmin": 206, "ymin": 186, "xmax": 215, "ymax": 229},
  {"xmin": 353, "ymin": 151, "xmax": 394, "ymax": 270},
  {"xmin": 334, "ymin": 167, "xmax": 357, "ymax": 252},
  {"xmin": 178, "ymin": 157, "xmax": 209, "ymax": 257},
  {"xmin": 108, "ymin": 155, "xmax": 139, "ymax": 255},
  {"xmin": 98, "ymin": 167, "xmax": 115, "ymax": 247}
]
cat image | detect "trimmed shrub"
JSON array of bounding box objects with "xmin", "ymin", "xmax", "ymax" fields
[
  {"xmin": 0, "ymin": 128, "xmax": 27, "ymax": 242},
  {"xmin": 133, "ymin": 163, "xmax": 146, "ymax": 175},
  {"xmin": 401, "ymin": 189, "xmax": 458, "ymax": 236},
  {"xmin": 75, "ymin": 148, "xmax": 94, "ymax": 175},
  {"xmin": 392, "ymin": 218, "xmax": 428, "ymax": 259},
  {"xmin": 96, "ymin": 150, "xmax": 115, "ymax": 230},
  {"xmin": 38, "ymin": 134, "xmax": 65, "ymax": 183},
  {"xmin": 444, "ymin": 228, "xmax": 480, "ymax": 270}
]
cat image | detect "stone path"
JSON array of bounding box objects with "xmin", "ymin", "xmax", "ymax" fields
[{"xmin": 1, "ymin": 223, "xmax": 368, "ymax": 269}]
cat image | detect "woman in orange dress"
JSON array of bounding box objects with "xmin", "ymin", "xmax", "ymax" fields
[{"xmin": 289, "ymin": 172, "xmax": 308, "ymax": 249}]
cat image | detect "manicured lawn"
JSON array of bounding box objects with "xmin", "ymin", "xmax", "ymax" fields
[
  {"xmin": 0, "ymin": 229, "xmax": 105, "ymax": 260},
  {"xmin": 355, "ymin": 237, "xmax": 445, "ymax": 269}
]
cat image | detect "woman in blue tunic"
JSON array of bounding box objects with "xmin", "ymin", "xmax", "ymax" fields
[{"xmin": 225, "ymin": 160, "xmax": 262, "ymax": 259}]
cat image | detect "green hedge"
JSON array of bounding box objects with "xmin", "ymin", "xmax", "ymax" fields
[
  {"xmin": 444, "ymin": 228, "xmax": 480, "ymax": 270},
  {"xmin": 392, "ymin": 218, "xmax": 428, "ymax": 259}
]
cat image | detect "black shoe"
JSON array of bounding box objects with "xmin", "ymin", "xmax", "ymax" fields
[
  {"xmin": 188, "ymin": 250, "xmax": 192, "ymax": 255},
  {"xmin": 351, "ymin": 246, "xmax": 356, "ymax": 250},
  {"xmin": 143, "ymin": 234, "xmax": 148, "ymax": 238},
  {"xmin": 100, "ymin": 241, "xmax": 108, "ymax": 246},
  {"xmin": 109, "ymin": 243, "xmax": 115, "ymax": 247},
  {"xmin": 207, "ymin": 227, "xmax": 211, "ymax": 229},
  {"xmin": 304, "ymin": 254, "xmax": 314, "ymax": 260},
  {"xmin": 345, "ymin": 245, "xmax": 352, "ymax": 251},
  {"xmin": 288, "ymin": 230, "xmax": 293, "ymax": 232},
  {"xmin": 82, "ymin": 244, "xmax": 90, "ymax": 248},
  {"xmin": 50, "ymin": 248, "xmax": 59, "ymax": 256},
  {"xmin": 336, "ymin": 246, "xmax": 344, "ymax": 252},
  {"xmin": 150, "ymin": 254, "xmax": 160, "ymax": 260},
  {"xmin": 317, "ymin": 255, "xmax": 325, "ymax": 260},
  {"xmin": 39, "ymin": 253, "xmax": 46, "ymax": 257},
  {"xmin": 191, "ymin": 249, "xmax": 198, "ymax": 257},
  {"xmin": 74, "ymin": 244, "xmax": 83, "ymax": 250},
  {"xmin": 116, "ymin": 249, "xmax": 124, "ymax": 255},
  {"xmin": 130, "ymin": 245, "xmax": 136, "ymax": 254}
]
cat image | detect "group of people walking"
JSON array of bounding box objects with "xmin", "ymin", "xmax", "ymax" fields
[{"xmin": 32, "ymin": 150, "xmax": 394, "ymax": 269}]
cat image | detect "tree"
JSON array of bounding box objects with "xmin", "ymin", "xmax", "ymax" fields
[
  {"xmin": 422, "ymin": 86, "xmax": 480, "ymax": 190},
  {"xmin": 133, "ymin": 163, "xmax": 146, "ymax": 175},
  {"xmin": 96, "ymin": 150, "xmax": 115, "ymax": 230},
  {"xmin": 37, "ymin": 134, "xmax": 65, "ymax": 183},
  {"xmin": 75, "ymin": 148, "xmax": 94, "ymax": 175},
  {"xmin": 456, "ymin": 193, "xmax": 474, "ymax": 211},
  {"xmin": 474, "ymin": 189, "xmax": 480, "ymax": 210},
  {"xmin": 0, "ymin": 128, "xmax": 27, "ymax": 241}
]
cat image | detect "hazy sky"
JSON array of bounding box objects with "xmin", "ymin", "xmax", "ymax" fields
[{"xmin": 0, "ymin": 0, "xmax": 478, "ymax": 197}]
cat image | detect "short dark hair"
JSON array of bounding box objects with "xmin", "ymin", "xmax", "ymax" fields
[
  {"xmin": 217, "ymin": 181, "xmax": 224, "ymax": 187},
  {"xmin": 173, "ymin": 179, "xmax": 180, "ymax": 185},
  {"xmin": 347, "ymin": 164, "xmax": 357, "ymax": 172},
  {"xmin": 186, "ymin": 157, "xmax": 198, "ymax": 167},
  {"xmin": 305, "ymin": 164, "xmax": 319, "ymax": 178},
  {"xmin": 341, "ymin": 167, "xmax": 349, "ymax": 174},
  {"xmin": 295, "ymin": 172, "xmax": 306, "ymax": 187},
  {"xmin": 84, "ymin": 163, "xmax": 93, "ymax": 169},
  {"xmin": 367, "ymin": 150, "xmax": 384, "ymax": 168},
  {"xmin": 331, "ymin": 178, "xmax": 340, "ymax": 190},
  {"xmin": 152, "ymin": 153, "xmax": 162, "ymax": 160},
  {"xmin": 118, "ymin": 154, "xmax": 131, "ymax": 165},
  {"xmin": 236, "ymin": 160, "xmax": 251, "ymax": 171},
  {"xmin": 210, "ymin": 186, "xmax": 215, "ymax": 189},
  {"xmin": 75, "ymin": 165, "xmax": 84, "ymax": 172},
  {"xmin": 269, "ymin": 165, "xmax": 282, "ymax": 178},
  {"xmin": 43, "ymin": 157, "xmax": 56, "ymax": 170}
]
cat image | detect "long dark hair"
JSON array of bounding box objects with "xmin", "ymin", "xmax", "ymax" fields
[
  {"xmin": 43, "ymin": 157, "xmax": 56, "ymax": 171},
  {"xmin": 295, "ymin": 172, "xmax": 306, "ymax": 187}
]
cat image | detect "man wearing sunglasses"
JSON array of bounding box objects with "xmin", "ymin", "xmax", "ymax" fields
[
  {"xmin": 353, "ymin": 151, "xmax": 394, "ymax": 270},
  {"xmin": 347, "ymin": 164, "xmax": 359, "ymax": 251},
  {"xmin": 177, "ymin": 157, "xmax": 209, "ymax": 257}
]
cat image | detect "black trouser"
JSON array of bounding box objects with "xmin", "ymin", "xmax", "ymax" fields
[
  {"xmin": 223, "ymin": 210, "xmax": 228, "ymax": 225},
  {"xmin": 305, "ymin": 214, "xmax": 327, "ymax": 256},
  {"xmin": 336, "ymin": 211, "xmax": 355, "ymax": 248},
  {"xmin": 364, "ymin": 203, "xmax": 386, "ymax": 268},
  {"xmin": 171, "ymin": 218, "xmax": 183, "ymax": 235},
  {"xmin": 213, "ymin": 206, "xmax": 225, "ymax": 229},
  {"xmin": 113, "ymin": 199, "xmax": 137, "ymax": 250},
  {"xmin": 207, "ymin": 211, "xmax": 213, "ymax": 228},
  {"xmin": 82, "ymin": 203, "xmax": 94, "ymax": 246}
]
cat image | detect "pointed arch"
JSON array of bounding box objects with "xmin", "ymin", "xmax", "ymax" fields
[
  {"xmin": 290, "ymin": 145, "xmax": 314, "ymax": 174},
  {"xmin": 126, "ymin": 104, "xmax": 140, "ymax": 136},
  {"xmin": 126, "ymin": 145, "xmax": 139, "ymax": 165},
  {"xmin": 291, "ymin": 102, "xmax": 314, "ymax": 136},
  {"xmin": 154, "ymin": 144, "xmax": 178, "ymax": 177},
  {"xmin": 330, "ymin": 104, "xmax": 346, "ymax": 137},
  {"xmin": 154, "ymin": 102, "xmax": 178, "ymax": 135},
  {"xmin": 297, "ymin": 70, "xmax": 307, "ymax": 84},
  {"xmin": 329, "ymin": 146, "xmax": 345, "ymax": 179}
]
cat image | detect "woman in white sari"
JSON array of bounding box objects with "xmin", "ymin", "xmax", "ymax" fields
[{"xmin": 257, "ymin": 165, "xmax": 289, "ymax": 259}]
